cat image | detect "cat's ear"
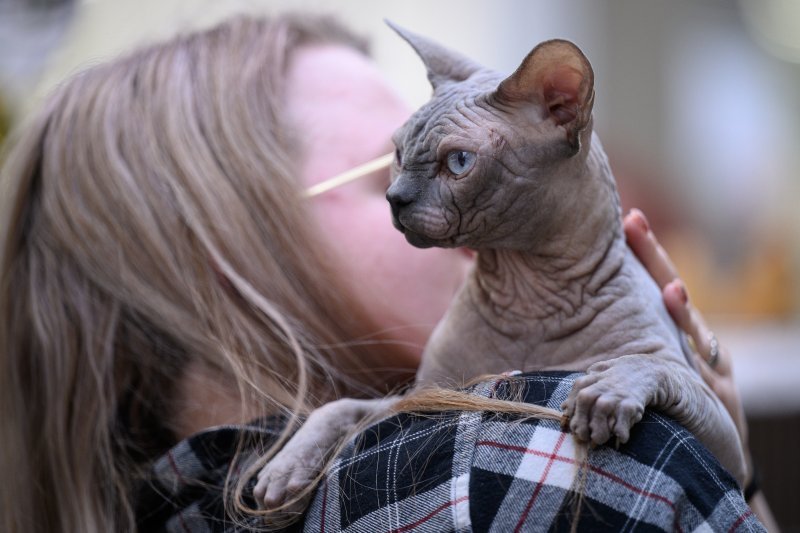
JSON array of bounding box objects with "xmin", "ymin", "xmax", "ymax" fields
[
  {"xmin": 496, "ymin": 40, "xmax": 594, "ymax": 148},
  {"xmin": 386, "ymin": 20, "xmax": 482, "ymax": 90}
]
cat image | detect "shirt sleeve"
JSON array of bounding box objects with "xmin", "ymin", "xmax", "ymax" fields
[{"xmin": 303, "ymin": 372, "xmax": 765, "ymax": 533}]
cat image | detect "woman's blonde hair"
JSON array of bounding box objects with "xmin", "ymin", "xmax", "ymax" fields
[{"xmin": 0, "ymin": 14, "xmax": 411, "ymax": 533}]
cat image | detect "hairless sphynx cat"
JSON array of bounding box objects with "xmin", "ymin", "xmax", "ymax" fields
[{"xmin": 254, "ymin": 23, "xmax": 746, "ymax": 512}]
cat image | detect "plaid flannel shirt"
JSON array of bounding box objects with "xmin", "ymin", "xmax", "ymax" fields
[{"xmin": 136, "ymin": 371, "xmax": 764, "ymax": 532}]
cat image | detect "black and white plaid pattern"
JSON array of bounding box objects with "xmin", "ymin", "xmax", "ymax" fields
[{"xmin": 137, "ymin": 372, "xmax": 764, "ymax": 532}]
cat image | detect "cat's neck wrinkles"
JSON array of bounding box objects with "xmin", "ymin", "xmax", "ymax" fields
[
  {"xmin": 469, "ymin": 141, "xmax": 627, "ymax": 368},
  {"xmin": 472, "ymin": 228, "xmax": 623, "ymax": 328}
]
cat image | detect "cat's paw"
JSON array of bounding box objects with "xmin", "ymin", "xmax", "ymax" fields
[
  {"xmin": 253, "ymin": 443, "xmax": 324, "ymax": 514},
  {"xmin": 561, "ymin": 355, "xmax": 662, "ymax": 445},
  {"xmin": 252, "ymin": 397, "xmax": 395, "ymax": 514}
]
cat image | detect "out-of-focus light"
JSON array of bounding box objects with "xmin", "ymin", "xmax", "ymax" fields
[{"xmin": 739, "ymin": 0, "xmax": 800, "ymax": 63}]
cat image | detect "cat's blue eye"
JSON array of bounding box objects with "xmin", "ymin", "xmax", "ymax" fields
[
  {"xmin": 445, "ymin": 150, "xmax": 477, "ymax": 176},
  {"xmin": 395, "ymin": 147, "xmax": 402, "ymax": 167}
]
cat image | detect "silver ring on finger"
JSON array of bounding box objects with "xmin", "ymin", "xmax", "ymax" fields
[{"xmin": 707, "ymin": 333, "xmax": 720, "ymax": 369}]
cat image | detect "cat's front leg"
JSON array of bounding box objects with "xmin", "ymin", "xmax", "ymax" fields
[
  {"xmin": 561, "ymin": 354, "xmax": 746, "ymax": 486},
  {"xmin": 254, "ymin": 396, "xmax": 399, "ymax": 513}
]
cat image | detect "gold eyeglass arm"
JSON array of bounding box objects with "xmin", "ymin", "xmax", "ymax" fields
[{"xmin": 304, "ymin": 153, "xmax": 394, "ymax": 198}]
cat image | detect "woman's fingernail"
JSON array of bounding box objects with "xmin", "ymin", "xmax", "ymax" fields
[
  {"xmin": 631, "ymin": 208, "xmax": 650, "ymax": 234},
  {"xmin": 679, "ymin": 282, "xmax": 689, "ymax": 305}
]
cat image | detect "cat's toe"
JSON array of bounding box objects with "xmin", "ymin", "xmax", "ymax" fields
[
  {"xmin": 588, "ymin": 396, "xmax": 617, "ymax": 444},
  {"xmin": 569, "ymin": 387, "xmax": 602, "ymax": 442},
  {"xmin": 611, "ymin": 399, "xmax": 644, "ymax": 444}
]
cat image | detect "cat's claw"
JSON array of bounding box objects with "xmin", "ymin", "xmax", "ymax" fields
[{"xmin": 561, "ymin": 355, "xmax": 658, "ymax": 446}]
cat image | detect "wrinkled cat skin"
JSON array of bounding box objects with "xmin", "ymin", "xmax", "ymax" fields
[{"xmin": 255, "ymin": 24, "xmax": 746, "ymax": 512}]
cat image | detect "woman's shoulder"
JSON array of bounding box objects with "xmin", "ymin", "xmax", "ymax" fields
[
  {"xmin": 136, "ymin": 372, "xmax": 763, "ymax": 532},
  {"xmin": 135, "ymin": 418, "xmax": 289, "ymax": 532},
  {"xmin": 304, "ymin": 371, "xmax": 763, "ymax": 532}
]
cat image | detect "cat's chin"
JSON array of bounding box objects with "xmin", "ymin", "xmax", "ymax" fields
[
  {"xmin": 403, "ymin": 230, "xmax": 437, "ymax": 249},
  {"xmin": 403, "ymin": 228, "xmax": 467, "ymax": 250}
]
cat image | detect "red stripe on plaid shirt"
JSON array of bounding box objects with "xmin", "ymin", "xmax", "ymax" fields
[
  {"xmin": 476, "ymin": 438, "xmax": 676, "ymax": 513},
  {"xmin": 166, "ymin": 450, "xmax": 191, "ymax": 533},
  {"xmin": 728, "ymin": 509, "xmax": 754, "ymax": 533},
  {"xmin": 513, "ymin": 431, "xmax": 568, "ymax": 533},
  {"xmin": 388, "ymin": 495, "xmax": 470, "ymax": 533}
]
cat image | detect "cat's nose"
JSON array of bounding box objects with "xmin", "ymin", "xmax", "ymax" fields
[{"xmin": 386, "ymin": 183, "xmax": 414, "ymax": 217}]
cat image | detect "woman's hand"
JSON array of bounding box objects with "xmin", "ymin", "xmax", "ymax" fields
[
  {"xmin": 624, "ymin": 208, "xmax": 783, "ymax": 529},
  {"xmin": 623, "ymin": 209, "xmax": 751, "ymax": 473}
]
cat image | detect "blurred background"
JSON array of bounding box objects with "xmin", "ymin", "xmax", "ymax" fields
[{"xmin": 1, "ymin": 0, "xmax": 798, "ymax": 528}]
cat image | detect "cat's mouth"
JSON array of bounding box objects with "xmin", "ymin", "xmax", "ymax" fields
[
  {"xmin": 394, "ymin": 217, "xmax": 461, "ymax": 250},
  {"xmin": 392, "ymin": 210, "xmax": 468, "ymax": 250},
  {"xmin": 393, "ymin": 216, "xmax": 436, "ymax": 248},
  {"xmin": 398, "ymin": 225, "xmax": 437, "ymax": 249}
]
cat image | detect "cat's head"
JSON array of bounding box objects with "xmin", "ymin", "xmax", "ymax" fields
[{"xmin": 386, "ymin": 23, "xmax": 600, "ymax": 251}]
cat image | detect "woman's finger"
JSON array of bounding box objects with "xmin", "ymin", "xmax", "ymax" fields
[
  {"xmin": 692, "ymin": 352, "xmax": 717, "ymax": 388},
  {"xmin": 663, "ymin": 278, "xmax": 709, "ymax": 353},
  {"xmin": 663, "ymin": 279, "xmax": 732, "ymax": 376},
  {"xmin": 624, "ymin": 209, "xmax": 733, "ymax": 376},
  {"xmin": 662, "ymin": 279, "xmax": 692, "ymax": 332},
  {"xmin": 623, "ymin": 209, "xmax": 679, "ymax": 289}
]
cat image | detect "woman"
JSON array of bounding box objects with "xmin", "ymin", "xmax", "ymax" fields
[{"xmin": 0, "ymin": 13, "xmax": 769, "ymax": 533}]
